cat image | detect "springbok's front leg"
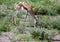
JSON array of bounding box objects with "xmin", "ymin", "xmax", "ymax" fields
[
  {"xmin": 34, "ymin": 15, "xmax": 38, "ymax": 27},
  {"xmin": 12, "ymin": 10, "xmax": 19, "ymax": 25},
  {"xmin": 28, "ymin": 9, "xmax": 38, "ymax": 27}
]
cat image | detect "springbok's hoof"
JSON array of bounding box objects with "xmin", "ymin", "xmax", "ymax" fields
[{"xmin": 34, "ymin": 21, "xmax": 38, "ymax": 27}]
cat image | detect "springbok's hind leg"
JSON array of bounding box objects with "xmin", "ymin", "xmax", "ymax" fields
[{"xmin": 28, "ymin": 9, "xmax": 39, "ymax": 27}]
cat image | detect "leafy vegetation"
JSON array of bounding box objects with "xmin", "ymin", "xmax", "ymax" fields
[
  {"xmin": 0, "ymin": 23, "xmax": 10, "ymax": 32},
  {"xmin": 0, "ymin": 0, "xmax": 60, "ymax": 15},
  {"xmin": 29, "ymin": 28, "xmax": 59, "ymax": 40},
  {"xmin": 0, "ymin": 0, "xmax": 60, "ymax": 42},
  {"xmin": 38, "ymin": 15, "xmax": 60, "ymax": 29}
]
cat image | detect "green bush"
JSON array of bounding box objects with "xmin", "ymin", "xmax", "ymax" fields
[
  {"xmin": 48, "ymin": 18, "xmax": 60, "ymax": 29},
  {"xmin": 29, "ymin": 28, "xmax": 59, "ymax": 40},
  {"xmin": 38, "ymin": 15, "xmax": 60, "ymax": 29},
  {"xmin": 31, "ymin": 29, "xmax": 40, "ymax": 40},
  {"xmin": 47, "ymin": 6, "xmax": 57, "ymax": 15},
  {"xmin": 33, "ymin": 0, "xmax": 58, "ymax": 15},
  {"xmin": 0, "ymin": 23, "xmax": 11, "ymax": 32},
  {"xmin": 0, "ymin": 0, "xmax": 60, "ymax": 15},
  {"xmin": 0, "ymin": 8, "xmax": 7, "ymax": 18},
  {"xmin": 55, "ymin": 2, "xmax": 60, "ymax": 14},
  {"xmin": 34, "ymin": 6, "xmax": 47, "ymax": 15}
]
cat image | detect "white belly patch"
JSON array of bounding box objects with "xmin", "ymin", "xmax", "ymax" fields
[{"xmin": 20, "ymin": 7, "xmax": 27, "ymax": 13}]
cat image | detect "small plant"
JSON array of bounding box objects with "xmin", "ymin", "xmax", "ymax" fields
[
  {"xmin": 55, "ymin": 2, "xmax": 60, "ymax": 14},
  {"xmin": 38, "ymin": 15, "xmax": 60, "ymax": 29},
  {"xmin": 33, "ymin": 5, "xmax": 47, "ymax": 15},
  {"xmin": 31, "ymin": 30, "xmax": 40, "ymax": 39},
  {"xmin": 47, "ymin": 6, "xmax": 57, "ymax": 15},
  {"xmin": 30, "ymin": 28, "xmax": 59, "ymax": 41},
  {"xmin": 0, "ymin": 23, "xmax": 11, "ymax": 32},
  {"xmin": 29, "ymin": 28, "xmax": 48, "ymax": 40},
  {"xmin": 37, "ymin": 6, "xmax": 47, "ymax": 15}
]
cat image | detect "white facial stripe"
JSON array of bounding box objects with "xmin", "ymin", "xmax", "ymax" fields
[
  {"xmin": 19, "ymin": 2, "xmax": 22, "ymax": 4},
  {"xmin": 19, "ymin": 2, "xmax": 24, "ymax": 4}
]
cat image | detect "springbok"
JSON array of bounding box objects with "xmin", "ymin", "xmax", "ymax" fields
[{"xmin": 13, "ymin": 2, "xmax": 38, "ymax": 27}]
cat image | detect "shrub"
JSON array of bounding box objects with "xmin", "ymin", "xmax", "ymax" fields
[
  {"xmin": 38, "ymin": 15, "xmax": 60, "ymax": 29},
  {"xmin": 34, "ymin": 6, "xmax": 47, "ymax": 15},
  {"xmin": 33, "ymin": 0, "xmax": 60, "ymax": 15},
  {"xmin": 55, "ymin": 2, "xmax": 60, "ymax": 14},
  {"xmin": 31, "ymin": 29, "xmax": 40, "ymax": 39},
  {"xmin": 1, "ymin": 0, "xmax": 60, "ymax": 15},
  {"xmin": 48, "ymin": 19, "xmax": 60, "ymax": 29},
  {"xmin": 29, "ymin": 28, "xmax": 59, "ymax": 40},
  {"xmin": 47, "ymin": 6, "xmax": 57, "ymax": 15},
  {"xmin": 20, "ymin": 34, "xmax": 32, "ymax": 41},
  {"xmin": 0, "ymin": 23, "xmax": 11, "ymax": 32}
]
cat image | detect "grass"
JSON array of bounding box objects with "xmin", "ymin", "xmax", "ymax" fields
[
  {"xmin": 0, "ymin": 0, "xmax": 60, "ymax": 15},
  {"xmin": 0, "ymin": 0, "xmax": 60, "ymax": 42},
  {"xmin": 0, "ymin": 14, "xmax": 60, "ymax": 42}
]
